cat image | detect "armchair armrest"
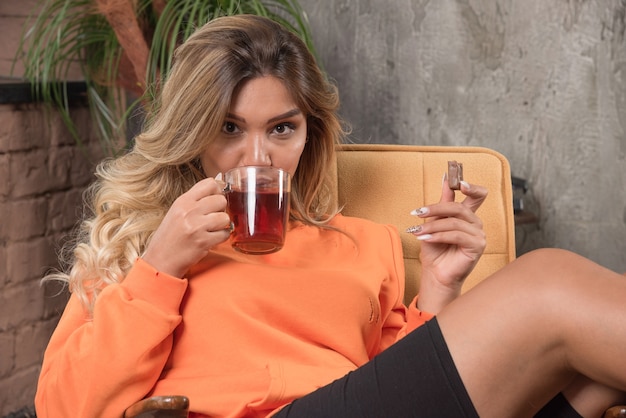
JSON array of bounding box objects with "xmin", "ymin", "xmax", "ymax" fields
[
  {"xmin": 123, "ymin": 395, "xmax": 189, "ymax": 418},
  {"xmin": 605, "ymin": 406, "xmax": 626, "ymax": 418}
]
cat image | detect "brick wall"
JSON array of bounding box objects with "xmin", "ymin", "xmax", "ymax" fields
[
  {"xmin": 0, "ymin": 102, "xmax": 103, "ymax": 416},
  {"xmin": 0, "ymin": 2, "xmax": 105, "ymax": 415},
  {"xmin": 0, "ymin": 1, "xmax": 38, "ymax": 80}
]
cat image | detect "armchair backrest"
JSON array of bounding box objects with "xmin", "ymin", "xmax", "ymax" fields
[{"xmin": 333, "ymin": 144, "xmax": 516, "ymax": 304}]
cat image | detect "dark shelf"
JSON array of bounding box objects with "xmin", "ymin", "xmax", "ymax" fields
[{"xmin": 0, "ymin": 78, "xmax": 87, "ymax": 105}]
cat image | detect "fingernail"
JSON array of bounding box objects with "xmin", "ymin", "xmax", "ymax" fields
[
  {"xmin": 405, "ymin": 225, "xmax": 422, "ymax": 234},
  {"xmin": 460, "ymin": 180, "xmax": 470, "ymax": 190},
  {"xmin": 215, "ymin": 173, "xmax": 230, "ymax": 193},
  {"xmin": 410, "ymin": 207, "xmax": 429, "ymax": 216},
  {"xmin": 442, "ymin": 172, "xmax": 448, "ymax": 185},
  {"xmin": 417, "ymin": 234, "xmax": 433, "ymax": 241}
]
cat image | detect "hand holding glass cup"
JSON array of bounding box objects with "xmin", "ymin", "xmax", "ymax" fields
[{"xmin": 223, "ymin": 166, "xmax": 291, "ymax": 255}]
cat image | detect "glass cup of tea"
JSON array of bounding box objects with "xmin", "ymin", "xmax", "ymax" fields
[{"xmin": 223, "ymin": 166, "xmax": 291, "ymax": 255}]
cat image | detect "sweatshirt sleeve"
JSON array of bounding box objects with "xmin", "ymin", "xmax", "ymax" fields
[
  {"xmin": 377, "ymin": 225, "xmax": 435, "ymax": 351},
  {"xmin": 405, "ymin": 295, "xmax": 435, "ymax": 331},
  {"xmin": 35, "ymin": 258, "xmax": 188, "ymax": 418}
]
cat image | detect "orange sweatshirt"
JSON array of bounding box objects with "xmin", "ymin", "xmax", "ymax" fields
[{"xmin": 35, "ymin": 215, "xmax": 430, "ymax": 417}]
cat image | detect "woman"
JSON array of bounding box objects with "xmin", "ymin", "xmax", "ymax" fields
[{"xmin": 35, "ymin": 14, "xmax": 626, "ymax": 418}]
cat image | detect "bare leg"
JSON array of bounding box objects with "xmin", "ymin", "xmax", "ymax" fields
[
  {"xmin": 436, "ymin": 248, "xmax": 626, "ymax": 417},
  {"xmin": 564, "ymin": 376, "xmax": 626, "ymax": 417}
]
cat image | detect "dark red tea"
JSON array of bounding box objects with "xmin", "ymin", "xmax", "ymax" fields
[{"xmin": 227, "ymin": 189, "xmax": 290, "ymax": 254}]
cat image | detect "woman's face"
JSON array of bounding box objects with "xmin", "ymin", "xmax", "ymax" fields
[{"xmin": 200, "ymin": 76, "xmax": 308, "ymax": 178}]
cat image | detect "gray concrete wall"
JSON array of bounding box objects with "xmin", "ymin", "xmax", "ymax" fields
[{"xmin": 301, "ymin": 0, "xmax": 626, "ymax": 272}]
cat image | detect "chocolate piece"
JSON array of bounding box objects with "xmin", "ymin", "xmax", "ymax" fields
[{"xmin": 448, "ymin": 160, "xmax": 464, "ymax": 190}]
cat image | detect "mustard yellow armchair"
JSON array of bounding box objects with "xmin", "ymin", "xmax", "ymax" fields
[
  {"xmin": 124, "ymin": 144, "xmax": 626, "ymax": 418},
  {"xmin": 334, "ymin": 144, "xmax": 516, "ymax": 303}
]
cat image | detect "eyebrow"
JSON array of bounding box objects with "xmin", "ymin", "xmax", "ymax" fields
[{"xmin": 225, "ymin": 109, "xmax": 303, "ymax": 124}]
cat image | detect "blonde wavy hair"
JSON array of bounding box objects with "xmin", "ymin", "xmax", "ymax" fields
[{"xmin": 49, "ymin": 15, "xmax": 346, "ymax": 312}]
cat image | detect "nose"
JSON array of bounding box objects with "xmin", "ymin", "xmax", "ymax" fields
[{"xmin": 241, "ymin": 134, "xmax": 271, "ymax": 166}]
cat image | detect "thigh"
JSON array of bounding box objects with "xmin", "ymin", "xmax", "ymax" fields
[
  {"xmin": 436, "ymin": 249, "xmax": 626, "ymax": 416},
  {"xmin": 275, "ymin": 319, "xmax": 478, "ymax": 418}
]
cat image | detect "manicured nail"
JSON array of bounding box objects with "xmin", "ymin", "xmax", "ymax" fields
[
  {"xmin": 417, "ymin": 234, "xmax": 433, "ymax": 241},
  {"xmin": 442, "ymin": 172, "xmax": 448, "ymax": 185},
  {"xmin": 405, "ymin": 225, "xmax": 422, "ymax": 234},
  {"xmin": 215, "ymin": 173, "xmax": 230, "ymax": 193},
  {"xmin": 460, "ymin": 180, "xmax": 470, "ymax": 190},
  {"xmin": 410, "ymin": 207, "xmax": 429, "ymax": 216}
]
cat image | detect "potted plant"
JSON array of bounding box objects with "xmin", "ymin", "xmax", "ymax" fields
[{"xmin": 16, "ymin": 0, "xmax": 317, "ymax": 156}]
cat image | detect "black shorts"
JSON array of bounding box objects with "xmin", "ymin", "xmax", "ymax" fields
[
  {"xmin": 276, "ymin": 317, "xmax": 477, "ymax": 417},
  {"xmin": 275, "ymin": 317, "xmax": 582, "ymax": 418}
]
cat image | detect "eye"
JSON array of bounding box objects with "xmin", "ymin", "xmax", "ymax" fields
[
  {"xmin": 222, "ymin": 121, "xmax": 240, "ymax": 134},
  {"xmin": 272, "ymin": 122, "xmax": 296, "ymax": 136}
]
